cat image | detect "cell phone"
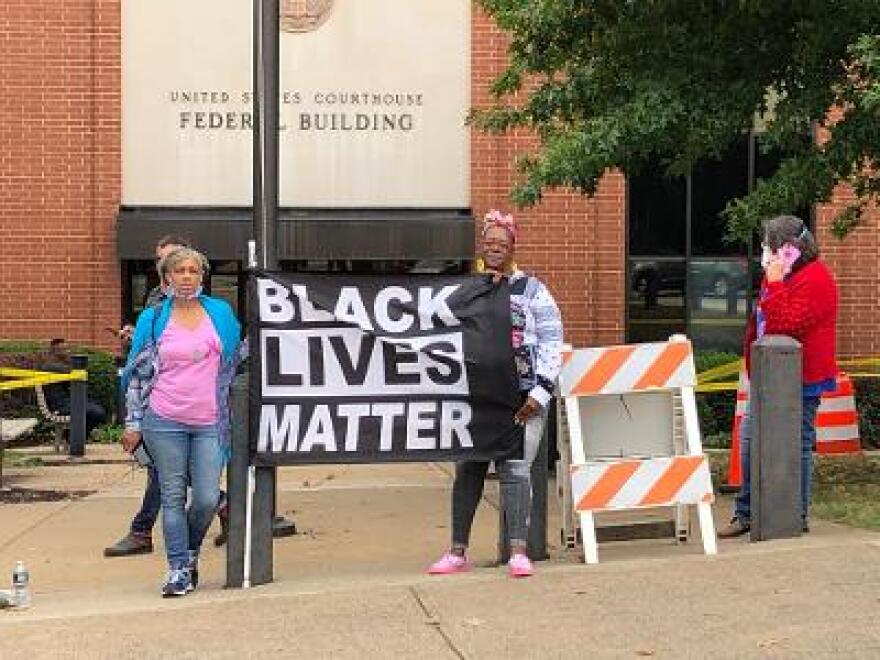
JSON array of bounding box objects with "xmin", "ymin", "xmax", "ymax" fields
[
  {"xmin": 132, "ymin": 441, "xmax": 153, "ymax": 468},
  {"xmin": 778, "ymin": 244, "xmax": 801, "ymax": 272}
]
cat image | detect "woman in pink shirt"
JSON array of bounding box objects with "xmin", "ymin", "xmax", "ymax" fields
[{"xmin": 121, "ymin": 247, "xmax": 241, "ymax": 597}]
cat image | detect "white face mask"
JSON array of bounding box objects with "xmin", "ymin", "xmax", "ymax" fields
[
  {"xmin": 167, "ymin": 284, "xmax": 203, "ymax": 301},
  {"xmin": 760, "ymin": 244, "xmax": 773, "ymax": 270}
]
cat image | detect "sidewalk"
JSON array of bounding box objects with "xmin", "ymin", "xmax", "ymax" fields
[{"xmin": 1, "ymin": 445, "xmax": 879, "ymax": 658}]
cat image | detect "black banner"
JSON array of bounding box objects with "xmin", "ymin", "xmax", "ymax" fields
[{"xmin": 248, "ymin": 271, "xmax": 522, "ymax": 465}]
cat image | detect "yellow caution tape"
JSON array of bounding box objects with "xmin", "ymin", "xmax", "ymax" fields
[
  {"xmin": 0, "ymin": 368, "xmax": 88, "ymax": 392},
  {"xmin": 693, "ymin": 367, "xmax": 880, "ymax": 393},
  {"xmin": 695, "ymin": 382, "xmax": 740, "ymax": 393},
  {"xmin": 839, "ymin": 357, "xmax": 880, "ymax": 368},
  {"xmin": 694, "ymin": 354, "xmax": 880, "ymax": 392},
  {"xmin": 0, "ymin": 368, "xmax": 87, "ymax": 381},
  {"xmin": 696, "ymin": 359, "xmax": 743, "ymax": 384}
]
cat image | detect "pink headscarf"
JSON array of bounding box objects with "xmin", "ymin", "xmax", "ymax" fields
[{"xmin": 482, "ymin": 209, "xmax": 518, "ymax": 245}]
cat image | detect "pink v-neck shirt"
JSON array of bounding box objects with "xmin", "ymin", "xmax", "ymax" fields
[{"xmin": 149, "ymin": 316, "xmax": 222, "ymax": 425}]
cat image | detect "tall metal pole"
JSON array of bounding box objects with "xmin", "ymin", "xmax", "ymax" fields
[
  {"xmin": 249, "ymin": 0, "xmax": 281, "ymax": 586},
  {"xmin": 254, "ymin": 0, "xmax": 279, "ymax": 273}
]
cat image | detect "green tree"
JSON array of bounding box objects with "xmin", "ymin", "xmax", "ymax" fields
[{"xmin": 473, "ymin": 1, "xmax": 880, "ymax": 239}]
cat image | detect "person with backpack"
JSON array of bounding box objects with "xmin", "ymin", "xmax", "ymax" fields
[{"xmin": 428, "ymin": 209, "xmax": 564, "ymax": 578}]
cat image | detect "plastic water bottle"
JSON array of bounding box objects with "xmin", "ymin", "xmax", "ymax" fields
[{"xmin": 12, "ymin": 561, "xmax": 30, "ymax": 608}]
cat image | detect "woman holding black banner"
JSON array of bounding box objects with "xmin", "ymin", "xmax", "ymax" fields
[
  {"xmin": 120, "ymin": 247, "xmax": 243, "ymax": 597},
  {"xmin": 428, "ymin": 210, "xmax": 564, "ymax": 578}
]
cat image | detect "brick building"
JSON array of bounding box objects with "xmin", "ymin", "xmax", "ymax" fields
[{"xmin": 1, "ymin": 1, "xmax": 877, "ymax": 360}]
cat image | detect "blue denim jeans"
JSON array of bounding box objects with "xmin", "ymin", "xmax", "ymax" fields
[
  {"xmin": 143, "ymin": 408, "xmax": 223, "ymax": 570},
  {"xmin": 129, "ymin": 466, "xmax": 227, "ymax": 537},
  {"xmin": 451, "ymin": 407, "xmax": 548, "ymax": 549},
  {"xmin": 735, "ymin": 395, "xmax": 821, "ymax": 522},
  {"xmin": 129, "ymin": 465, "xmax": 161, "ymax": 536}
]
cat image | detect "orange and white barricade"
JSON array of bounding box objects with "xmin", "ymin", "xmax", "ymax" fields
[
  {"xmin": 559, "ymin": 336, "xmax": 717, "ymax": 564},
  {"xmin": 725, "ymin": 372, "xmax": 860, "ymax": 489}
]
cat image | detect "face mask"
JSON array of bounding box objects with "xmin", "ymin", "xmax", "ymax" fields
[
  {"xmin": 185, "ymin": 285, "xmax": 203, "ymax": 301},
  {"xmin": 760, "ymin": 244, "xmax": 773, "ymax": 270},
  {"xmin": 166, "ymin": 284, "xmax": 203, "ymax": 301}
]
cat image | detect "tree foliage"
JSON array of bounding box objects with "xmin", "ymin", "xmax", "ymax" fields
[{"xmin": 473, "ymin": 1, "xmax": 880, "ymax": 239}]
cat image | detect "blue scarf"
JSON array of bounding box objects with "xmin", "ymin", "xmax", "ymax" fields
[{"xmin": 124, "ymin": 294, "xmax": 241, "ymax": 387}]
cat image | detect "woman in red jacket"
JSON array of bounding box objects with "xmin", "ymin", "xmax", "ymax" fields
[{"xmin": 718, "ymin": 215, "xmax": 838, "ymax": 538}]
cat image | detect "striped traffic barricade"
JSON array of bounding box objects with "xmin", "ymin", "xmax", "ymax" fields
[
  {"xmin": 559, "ymin": 336, "xmax": 718, "ymax": 564},
  {"xmin": 571, "ymin": 456, "xmax": 713, "ymax": 512}
]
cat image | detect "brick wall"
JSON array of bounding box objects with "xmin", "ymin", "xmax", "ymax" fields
[
  {"xmin": 816, "ymin": 197, "xmax": 880, "ymax": 359},
  {"xmin": 0, "ymin": 0, "xmax": 121, "ymax": 351},
  {"xmin": 810, "ymin": 113, "xmax": 879, "ymax": 360}
]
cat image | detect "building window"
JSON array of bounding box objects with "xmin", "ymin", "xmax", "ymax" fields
[
  {"xmin": 627, "ymin": 134, "xmax": 809, "ymax": 353},
  {"xmin": 209, "ymin": 261, "xmax": 243, "ymax": 317},
  {"xmin": 122, "ymin": 260, "xmax": 158, "ymax": 324}
]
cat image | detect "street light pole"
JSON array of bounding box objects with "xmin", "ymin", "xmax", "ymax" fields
[{"xmin": 254, "ymin": 0, "xmax": 278, "ymax": 273}]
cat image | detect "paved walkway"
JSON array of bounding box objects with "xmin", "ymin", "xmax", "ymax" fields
[{"xmin": 1, "ymin": 445, "xmax": 879, "ymax": 658}]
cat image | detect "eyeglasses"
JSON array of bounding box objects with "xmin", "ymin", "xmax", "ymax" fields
[{"xmin": 483, "ymin": 239, "xmax": 512, "ymax": 249}]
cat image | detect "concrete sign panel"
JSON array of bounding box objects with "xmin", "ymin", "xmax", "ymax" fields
[{"xmin": 122, "ymin": 0, "xmax": 471, "ymax": 207}]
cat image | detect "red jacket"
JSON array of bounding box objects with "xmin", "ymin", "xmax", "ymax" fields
[{"xmin": 744, "ymin": 259, "xmax": 838, "ymax": 384}]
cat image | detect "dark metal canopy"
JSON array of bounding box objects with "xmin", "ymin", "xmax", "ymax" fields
[{"xmin": 116, "ymin": 207, "xmax": 475, "ymax": 261}]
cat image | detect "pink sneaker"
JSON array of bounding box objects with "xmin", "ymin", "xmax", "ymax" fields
[
  {"xmin": 507, "ymin": 553, "xmax": 533, "ymax": 577},
  {"xmin": 427, "ymin": 552, "xmax": 471, "ymax": 575}
]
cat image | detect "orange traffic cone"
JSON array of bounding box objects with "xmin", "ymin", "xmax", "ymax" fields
[
  {"xmin": 722, "ymin": 372, "xmax": 749, "ymax": 492},
  {"xmin": 815, "ymin": 374, "xmax": 861, "ymax": 454}
]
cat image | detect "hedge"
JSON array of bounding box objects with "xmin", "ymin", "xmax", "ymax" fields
[{"xmin": 854, "ymin": 378, "xmax": 880, "ymax": 449}]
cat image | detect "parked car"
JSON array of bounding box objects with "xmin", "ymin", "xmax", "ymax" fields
[
  {"xmin": 690, "ymin": 260, "xmax": 751, "ymax": 299},
  {"xmin": 632, "ymin": 258, "xmax": 761, "ymax": 308},
  {"xmin": 631, "ymin": 261, "xmax": 686, "ymax": 298}
]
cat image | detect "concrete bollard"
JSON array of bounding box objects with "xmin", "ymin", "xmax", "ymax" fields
[
  {"xmin": 250, "ymin": 466, "xmax": 275, "ymax": 585},
  {"xmin": 68, "ymin": 355, "xmax": 88, "ymax": 457},
  {"xmin": 750, "ymin": 335, "xmax": 803, "ymax": 541}
]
